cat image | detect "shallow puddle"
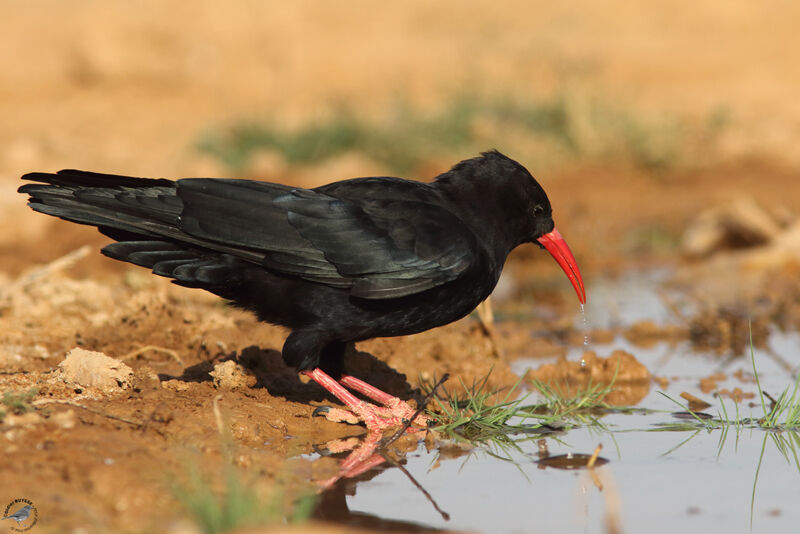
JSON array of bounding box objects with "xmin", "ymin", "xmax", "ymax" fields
[
  {"xmin": 319, "ymin": 338, "xmax": 800, "ymax": 533},
  {"xmin": 343, "ymin": 428, "xmax": 798, "ymax": 533},
  {"xmin": 314, "ymin": 277, "xmax": 800, "ymax": 533}
]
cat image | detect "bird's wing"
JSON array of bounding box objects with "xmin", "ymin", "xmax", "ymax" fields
[{"xmin": 177, "ymin": 179, "xmax": 475, "ymax": 299}]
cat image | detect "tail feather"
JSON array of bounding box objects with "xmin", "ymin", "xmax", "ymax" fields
[
  {"xmin": 21, "ymin": 169, "xmax": 173, "ymax": 189},
  {"xmin": 20, "ymin": 170, "xmax": 185, "ymax": 244},
  {"xmin": 19, "ymin": 170, "xmax": 180, "ymax": 230},
  {"xmin": 19, "ymin": 169, "xmax": 249, "ymax": 288}
]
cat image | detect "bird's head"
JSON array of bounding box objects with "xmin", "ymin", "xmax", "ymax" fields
[
  {"xmin": 517, "ymin": 172, "xmax": 586, "ymax": 305},
  {"xmin": 509, "ymin": 155, "xmax": 586, "ymax": 305},
  {"xmin": 436, "ymin": 151, "xmax": 586, "ymax": 304}
]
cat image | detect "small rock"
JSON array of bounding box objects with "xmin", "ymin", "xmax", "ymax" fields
[
  {"xmin": 624, "ymin": 321, "xmax": 687, "ymax": 347},
  {"xmin": 525, "ymin": 349, "xmax": 651, "ymax": 405},
  {"xmin": 209, "ymin": 360, "xmax": 257, "ymax": 390},
  {"xmin": 4, "ymin": 412, "xmax": 43, "ymax": 427},
  {"xmin": 681, "ymin": 197, "xmax": 785, "ymax": 257},
  {"xmin": 50, "ymin": 409, "xmax": 77, "ymax": 429},
  {"xmin": 162, "ymin": 380, "xmax": 191, "ymax": 392},
  {"xmin": 132, "ymin": 365, "xmax": 161, "ymax": 393},
  {"xmin": 53, "ymin": 348, "xmax": 134, "ymax": 393}
]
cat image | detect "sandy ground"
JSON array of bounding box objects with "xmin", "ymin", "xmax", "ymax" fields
[{"xmin": 2, "ymin": 2, "xmax": 800, "ymax": 533}]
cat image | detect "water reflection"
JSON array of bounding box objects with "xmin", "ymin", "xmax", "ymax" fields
[
  {"xmin": 311, "ymin": 429, "xmax": 452, "ymax": 532},
  {"xmin": 314, "ymin": 477, "xmax": 449, "ymax": 532}
]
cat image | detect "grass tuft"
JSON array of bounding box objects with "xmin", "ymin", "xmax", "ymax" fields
[
  {"xmin": 1, "ymin": 388, "xmax": 38, "ymax": 417},
  {"xmin": 422, "ymin": 374, "xmax": 549, "ymax": 442},
  {"xmin": 657, "ymin": 326, "xmax": 800, "ymax": 431},
  {"xmin": 422, "ymin": 371, "xmax": 619, "ymax": 445},
  {"xmin": 749, "ymin": 323, "xmax": 800, "ymax": 429},
  {"xmin": 530, "ymin": 379, "xmax": 614, "ymax": 423}
]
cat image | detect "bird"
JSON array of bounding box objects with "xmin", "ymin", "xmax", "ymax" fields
[
  {"xmin": 19, "ymin": 150, "xmax": 585, "ymax": 431},
  {"xmin": 3, "ymin": 504, "xmax": 33, "ymax": 525}
]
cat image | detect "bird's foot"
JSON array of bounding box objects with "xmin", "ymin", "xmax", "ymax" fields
[
  {"xmin": 314, "ymin": 400, "xmax": 424, "ymax": 432},
  {"xmin": 339, "ymin": 374, "xmax": 431, "ymax": 428},
  {"xmin": 305, "ymin": 369, "xmax": 430, "ymax": 432}
]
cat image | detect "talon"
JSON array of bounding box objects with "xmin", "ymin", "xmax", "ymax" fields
[
  {"xmin": 313, "ymin": 444, "xmax": 334, "ymax": 456},
  {"xmin": 312, "ymin": 406, "xmax": 331, "ymax": 417}
]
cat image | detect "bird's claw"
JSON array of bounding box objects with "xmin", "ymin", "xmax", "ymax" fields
[{"xmin": 312, "ymin": 406, "xmax": 330, "ymax": 417}]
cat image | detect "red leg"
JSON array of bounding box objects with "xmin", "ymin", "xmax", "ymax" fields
[{"xmin": 339, "ymin": 374, "xmax": 397, "ymax": 405}]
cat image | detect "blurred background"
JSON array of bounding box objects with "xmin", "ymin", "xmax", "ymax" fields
[{"xmin": 2, "ymin": 1, "xmax": 800, "ymax": 274}]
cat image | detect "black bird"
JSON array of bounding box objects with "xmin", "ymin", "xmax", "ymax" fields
[{"xmin": 19, "ymin": 150, "xmax": 585, "ymax": 430}]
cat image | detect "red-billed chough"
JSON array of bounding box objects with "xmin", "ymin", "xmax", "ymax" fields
[{"xmin": 19, "ymin": 150, "xmax": 585, "ymax": 431}]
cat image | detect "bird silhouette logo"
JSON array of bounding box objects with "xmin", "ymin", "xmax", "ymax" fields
[{"xmin": 2, "ymin": 499, "xmax": 38, "ymax": 532}]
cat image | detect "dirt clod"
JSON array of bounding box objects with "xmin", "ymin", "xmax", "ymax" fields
[
  {"xmin": 209, "ymin": 359, "xmax": 258, "ymax": 390},
  {"xmin": 50, "ymin": 409, "xmax": 78, "ymax": 429},
  {"xmin": 53, "ymin": 348, "xmax": 134, "ymax": 393},
  {"xmin": 131, "ymin": 365, "xmax": 161, "ymax": 393},
  {"xmin": 689, "ymin": 307, "xmax": 770, "ymax": 355},
  {"xmin": 679, "ymin": 392, "xmax": 712, "ymax": 411},
  {"xmin": 624, "ymin": 321, "xmax": 687, "ymax": 347},
  {"xmin": 699, "ymin": 373, "xmax": 728, "ymax": 393},
  {"xmin": 717, "ymin": 387, "xmax": 755, "ymax": 402},
  {"xmin": 681, "ymin": 197, "xmax": 788, "ymax": 258},
  {"xmin": 525, "ymin": 350, "xmax": 651, "ymax": 406}
]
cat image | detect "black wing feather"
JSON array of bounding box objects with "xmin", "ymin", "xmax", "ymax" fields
[
  {"xmin": 178, "ymin": 179, "xmax": 474, "ymax": 298},
  {"xmin": 21, "ymin": 171, "xmax": 475, "ymax": 299}
]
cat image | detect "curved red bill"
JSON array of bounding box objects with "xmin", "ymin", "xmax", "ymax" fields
[{"xmin": 536, "ymin": 228, "xmax": 586, "ymax": 304}]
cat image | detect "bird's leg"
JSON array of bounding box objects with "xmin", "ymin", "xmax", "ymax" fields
[
  {"xmin": 339, "ymin": 374, "xmax": 430, "ymax": 427},
  {"xmin": 304, "ymin": 368, "xmax": 410, "ymax": 431}
]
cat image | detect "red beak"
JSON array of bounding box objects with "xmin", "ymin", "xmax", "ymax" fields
[{"xmin": 537, "ymin": 228, "xmax": 586, "ymax": 304}]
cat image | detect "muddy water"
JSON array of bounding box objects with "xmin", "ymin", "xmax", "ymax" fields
[{"xmin": 317, "ymin": 277, "xmax": 800, "ymax": 533}]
